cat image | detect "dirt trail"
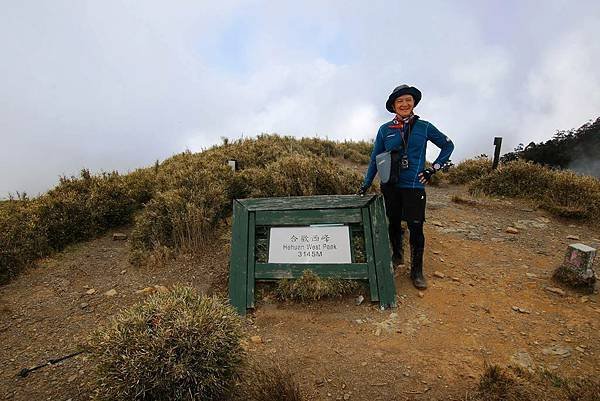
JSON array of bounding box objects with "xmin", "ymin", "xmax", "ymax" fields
[{"xmin": 1, "ymin": 185, "xmax": 599, "ymax": 400}]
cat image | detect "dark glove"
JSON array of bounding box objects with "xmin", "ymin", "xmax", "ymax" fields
[
  {"xmin": 357, "ymin": 185, "xmax": 368, "ymax": 196},
  {"xmin": 418, "ymin": 168, "xmax": 436, "ymax": 184}
]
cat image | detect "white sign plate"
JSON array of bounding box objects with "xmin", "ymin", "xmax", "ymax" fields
[{"xmin": 268, "ymin": 226, "xmax": 352, "ymax": 264}]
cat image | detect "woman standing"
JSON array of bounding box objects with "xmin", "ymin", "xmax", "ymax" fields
[{"xmin": 358, "ymin": 85, "xmax": 454, "ymax": 290}]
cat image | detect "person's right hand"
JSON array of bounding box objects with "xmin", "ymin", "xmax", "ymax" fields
[{"xmin": 357, "ymin": 185, "xmax": 368, "ymax": 196}]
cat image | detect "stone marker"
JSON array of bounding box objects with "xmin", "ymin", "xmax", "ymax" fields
[{"xmin": 553, "ymin": 243, "xmax": 597, "ymax": 292}]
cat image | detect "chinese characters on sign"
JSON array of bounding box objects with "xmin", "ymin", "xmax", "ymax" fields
[{"xmin": 268, "ymin": 226, "xmax": 352, "ymax": 264}]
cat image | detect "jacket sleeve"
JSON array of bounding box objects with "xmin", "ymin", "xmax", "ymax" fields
[
  {"xmin": 362, "ymin": 127, "xmax": 384, "ymax": 188},
  {"xmin": 426, "ymin": 122, "xmax": 454, "ymax": 168}
]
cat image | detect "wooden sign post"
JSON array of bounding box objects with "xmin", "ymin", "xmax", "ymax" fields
[{"xmin": 228, "ymin": 194, "xmax": 397, "ymax": 315}]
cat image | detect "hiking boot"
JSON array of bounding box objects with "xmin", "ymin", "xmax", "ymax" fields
[{"xmin": 410, "ymin": 247, "xmax": 428, "ymax": 290}]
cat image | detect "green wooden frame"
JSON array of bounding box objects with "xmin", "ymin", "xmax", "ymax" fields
[{"xmin": 228, "ymin": 194, "xmax": 396, "ymax": 314}]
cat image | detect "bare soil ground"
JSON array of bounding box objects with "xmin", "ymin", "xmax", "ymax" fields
[{"xmin": 1, "ymin": 185, "xmax": 599, "ymax": 400}]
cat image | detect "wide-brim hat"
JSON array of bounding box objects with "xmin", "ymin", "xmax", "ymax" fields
[{"xmin": 386, "ymin": 84, "xmax": 422, "ymax": 113}]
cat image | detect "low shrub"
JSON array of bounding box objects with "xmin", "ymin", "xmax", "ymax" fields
[
  {"xmin": 89, "ymin": 286, "xmax": 245, "ymax": 401},
  {"xmin": 131, "ymin": 153, "xmax": 361, "ymax": 254},
  {"xmin": 0, "ymin": 169, "xmax": 154, "ymax": 283},
  {"xmin": 469, "ymin": 160, "xmax": 600, "ymax": 222},
  {"xmin": 0, "ymin": 199, "xmax": 48, "ymax": 282},
  {"xmin": 275, "ymin": 270, "xmax": 360, "ymax": 302},
  {"xmin": 445, "ymin": 157, "xmax": 492, "ymax": 185}
]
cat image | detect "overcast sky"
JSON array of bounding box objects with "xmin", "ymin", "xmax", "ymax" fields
[{"xmin": 1, "ymin": 0, "xmax": 600, "ymax": 197}]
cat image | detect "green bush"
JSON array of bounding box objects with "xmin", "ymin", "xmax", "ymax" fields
[
  {"xmin": 89, "ymin": 286, "xmax": 245, "ymax": 401},
  {"xmin": 469, "ymin": 160, "xmax": 600, "ymax": 221}
]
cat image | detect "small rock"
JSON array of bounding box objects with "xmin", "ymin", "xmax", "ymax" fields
[
  {"xmin": 566, "ymin": 235, "xmax": 580, "ymax": 240},
  {"xmin": 431, "ymin": 221, "xmax": 444, "ymax": 227},
  {"xmin": 525, "ymin": 273, "xmax": 538, "ymax": 278},
  {"xmin": 418, "ymin": 291, "xmax": 424, "ymax": 298},
  {"xmin": 546, "ymin": 287, "xmax": 566, "ymax": 296},
  {"xmin": 433, "ymin": 271, "xmax": 445, "ymax": 279},
  {"xmin": 136, "ymin": 287, "xmax": 155, "ymax": 295},
  {"xmin": 542, "ymin": 345, "xmax": 571, "ymax": 358},
  {"xmin": 576, "ymin": 346, "xmax": 585, "ymax": 353},
  {"xmin": 343, "ymin": 394, "xmax": 351, "ymax": 400},
  {"xmin": 250, "ymin": 335, "xmax": 262, "ymax": 344},
  {"xmin": 505, "ymin": 227, "xmax": 519, "ymax": 234},
  {"xmin": 104, "ymin": 289, "xmax": 117, "ymax": 297},
  {"xmin": 580, "ymin": 296, "xmax": 589, "ymax": 303},
  {"xmin": 355, "ymin": 295, "xmax": 365, "ymax": 306},
  {"xmin": 451, "ymin": 277, "xmax": 460, "ymax": 282},
  {"xmin": 154, "ymin": 285, "xmax": 169, "ymax": 293},
  {"xmin": 511, "ymin": 306, "xmax": 531, "ymax": 314},
  {"xmin": 112, "ymin": 233, "xmax": 128, "ymax": 241},
  {"xmin": 433, "ymin": 250, "xmax": 440, "ymax": 255},
  {"xmin": 120, "ymin": 270, "xmax": 127, "ymax": 275},
  {"xmin": 80, "ymin": 303, "xmax": 89, "ymax": 309},
  {"xmin": 360, "ymin": 361, "xmax": 368, "ymax": 367},
  {"xmin": 85, "ymin": 288, "xmax": 96, "ymax": 295}
]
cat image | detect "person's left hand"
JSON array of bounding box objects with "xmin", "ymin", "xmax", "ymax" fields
[{"xmin": 418, "ymin": 168, "xmax": 436, "ymax": 184}]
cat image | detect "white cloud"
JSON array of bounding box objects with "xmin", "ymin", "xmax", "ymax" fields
[
  {"xmin": 521, "ymin": 18, "xmax": 600, "ymax": 144},
  {"xmin": 1, "ymin": 0, "xmax": 600, "ymax": 196}
]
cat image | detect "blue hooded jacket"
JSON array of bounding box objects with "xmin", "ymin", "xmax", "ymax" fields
[{"xmin": 362, "ymin": 118, "xmax": 454, "ymax": 189}]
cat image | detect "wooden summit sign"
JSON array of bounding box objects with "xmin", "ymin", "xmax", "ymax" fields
[{"xmin": 228, "ymin": 194, "xmax": 397, "ymax": 315}]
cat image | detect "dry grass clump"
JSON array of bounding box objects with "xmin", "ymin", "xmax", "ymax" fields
[
  {"xmin": 275, "ymin": 270, "xmax": 360, "ymax": 302},
  {"xmin": 89, "ymin": 286, "xmax": 245, "ymax": 401},
  {"xmin": 471, "ymin": 365, "xmax": 600, "ymax": 401},
  {"xmin": 469, "ymin": 160, "xmax": 600, "ymax": 222},
  {"xmin": 233, "ymin": 359, "xmax": 302, "ymax": 401},
  {"xmin": 476, "ymin": 365, "xmax": 532, "ymax": 401},
  {"xmin": 444, "ymin": 157, "xmax": 493, "ymax": 185}
]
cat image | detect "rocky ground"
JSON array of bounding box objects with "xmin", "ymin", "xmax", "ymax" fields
[{"xmin": 1, "ymin": 185, "xmax": 599, "ymax": 400}]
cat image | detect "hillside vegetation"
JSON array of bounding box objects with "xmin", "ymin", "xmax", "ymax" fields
[
  {"xmin": 445, "ymin": 158, "xmax": 600, "ymax": 221},
  {"xmin": 0, "ymin": 135, "xmax": 368, "ymax": 283},
  {"xmin": 2, "ymin": 133, "xmax": 600, "ymax": 284}
]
